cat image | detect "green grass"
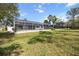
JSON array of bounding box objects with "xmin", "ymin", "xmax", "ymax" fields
[{"xmin": 0, "ymin": 29, "xmax": 79, "ymax": 56}]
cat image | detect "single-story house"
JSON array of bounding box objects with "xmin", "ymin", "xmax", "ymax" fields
[{"xmin": 15, "ymin": 20, "xmax": 44, "ymax": 31}]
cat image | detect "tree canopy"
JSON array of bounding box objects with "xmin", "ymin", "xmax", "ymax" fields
[
  {"xmin": 47, "ymin": 15, "xmax": 57, "ymax": 23},
  {"xmin": 0, "ymin": 3, "xmax": 19, "ymax": 26},
  {"xmin": 67, "ymin": 7, "xmax": 79, "ymax": 28},
  {"xmin": 44, "ymin": 20, "xmax": 49, "ymax": 24},
  {"xmin": 47, "ymin": 15, "xmax": 58, "ymax": 27}
]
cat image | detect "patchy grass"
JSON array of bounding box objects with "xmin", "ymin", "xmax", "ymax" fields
[
  {"xmin": 28, "ymin": 31, "xmax": 53, "ymax": 44},
  {"xmin": 0, "ymin": 29, "xmax": 79, "ymax": 56},
  {"xmin": 0, "ymin": 43, "xmax": 22, "ymax": 56}
]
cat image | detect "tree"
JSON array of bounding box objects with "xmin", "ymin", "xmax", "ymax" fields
[
  {"xmin": 66, "ymin": 20, "xmax": 72, "ymax": 28},
  {"xmin": 47, "ymin": 15, "xmax": 57, "ymax": 28},
  {"xmin": 74, "ymin": 16, "xmax": 79, "ymax": 28},
  {"xmin": 67, "ymin": 7, "xmax": 79, "ymax": 28},
  {"xmin": 0, "ymin": 3, "xmax": 19, "ymax": 29},
  {"xmin": 44, "ymin": 20, "xmax": 49, "ymax": 24}
]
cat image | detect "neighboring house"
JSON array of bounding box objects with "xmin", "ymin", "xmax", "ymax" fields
[
  {"xmin": 54, "ymin": 22, "xmax": 65, "ymax": 28},
  {"xmin": 15, "ymin": 20, "xmax": 44, "ymax": 31},
  {"xmin": 43, "ymin": 23, "xmax": 53, "ymax": 29}
]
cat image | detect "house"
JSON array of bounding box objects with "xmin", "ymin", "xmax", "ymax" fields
[
  {"xmin": 15, "ymin": 19, "xmax": 44, "ymax": 31},
  {"xmin": 54, "ymin": 21, "xmax": 65, "ymax": 28}
]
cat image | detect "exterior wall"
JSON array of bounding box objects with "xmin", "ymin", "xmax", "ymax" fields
[{"xmin": 15, "ymin": 20, "xmax": 44, "ymax": 31}]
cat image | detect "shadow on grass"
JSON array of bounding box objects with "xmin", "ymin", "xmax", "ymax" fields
[
  {"xmin": 0, "ymin": 32, "xmax": 15, "ymax": 39},
  {"xmin": 28, "ymin": 31, "xmax": 53, "ymax": 44},
  {"xmin": 0, "ymin": 32, "xmax": 15, "ymax": 45},
  {"xmin": 0, "ymin": 43, "xmax": 22, "ymax": 56}
]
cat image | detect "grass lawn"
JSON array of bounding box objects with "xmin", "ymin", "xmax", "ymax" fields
[{"xmin": 0, "ymin": 29, "xmax": 79, "ymax": 56}]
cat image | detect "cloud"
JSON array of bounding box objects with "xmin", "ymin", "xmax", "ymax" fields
[
  {"xmin": 34, "ymin": 4, "xmax": 45, "ymax": 13},
  {"xmin": 34, "ymin": 9, "xmax": 44, "ymax": 13},
  {"xmin": 38, "ymin": 4, "xmax": 42, "ymax": 8},
  {"xmin": 57, "ymin": 12, "xmax": 68, "ymax": 22},
  {"xmin": 66, "ymin": 3, "xmax": 77, "ymax": 7},
  {"xmin": 20, "ymin": 12, "xmax": 27, "ymax": 17},
  {"xmin": 19, "ymin": 11, "xmax": 28, "ymax": 19}
]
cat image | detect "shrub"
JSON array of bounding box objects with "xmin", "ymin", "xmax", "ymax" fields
[
  {"xmin": 28, "ymin": 37, "xmax": 38, "ymax": 44},
  {"xmin": 28, "ymin": 36, "xmax": 45, "ymax": 44},
  {"xmin": 0, "ymin": 43, "xmax": 21, "ymax": 56},
  {"xmin": 39, "ymin": 31, "xmax": 53, "ymax": 35},
  {"xmin": 50, "ymin": 28, "xmax": 55, "ymax": 30},
  {"xmin": 28, "ymin": 31, "xmax": 53, "ymax": 44}
]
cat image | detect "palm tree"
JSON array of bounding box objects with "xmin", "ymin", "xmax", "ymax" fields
[
  {"xmin": 47, "ymin": 15, "xmax": 57, "ymax": 28},
  {"xmin": 44, "ymin": 20, "xmax": 49, "ymax": 24}
]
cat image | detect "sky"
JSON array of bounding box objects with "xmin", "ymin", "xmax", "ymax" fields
[{"xmin": 18, "ymin": 3, "xmax": 79, "ymax": 23}]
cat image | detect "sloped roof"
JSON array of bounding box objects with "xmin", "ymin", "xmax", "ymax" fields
[{"xmin": 15, "ymin": 19, "xmax": 44, "ymax": 25}]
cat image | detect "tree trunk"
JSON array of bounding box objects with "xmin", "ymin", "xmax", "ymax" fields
[
  {"xmin": 71, "ymin": 15, "xmax": 75, "ymax": 29},
  {"xmin": 52, "ymin": 22, "xmax": 54, "ymax": 28}
]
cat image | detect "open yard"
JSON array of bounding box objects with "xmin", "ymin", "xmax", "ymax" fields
[{"xmin": 0, "ymin": 29, "xmax": 79, "ymax": 56}]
